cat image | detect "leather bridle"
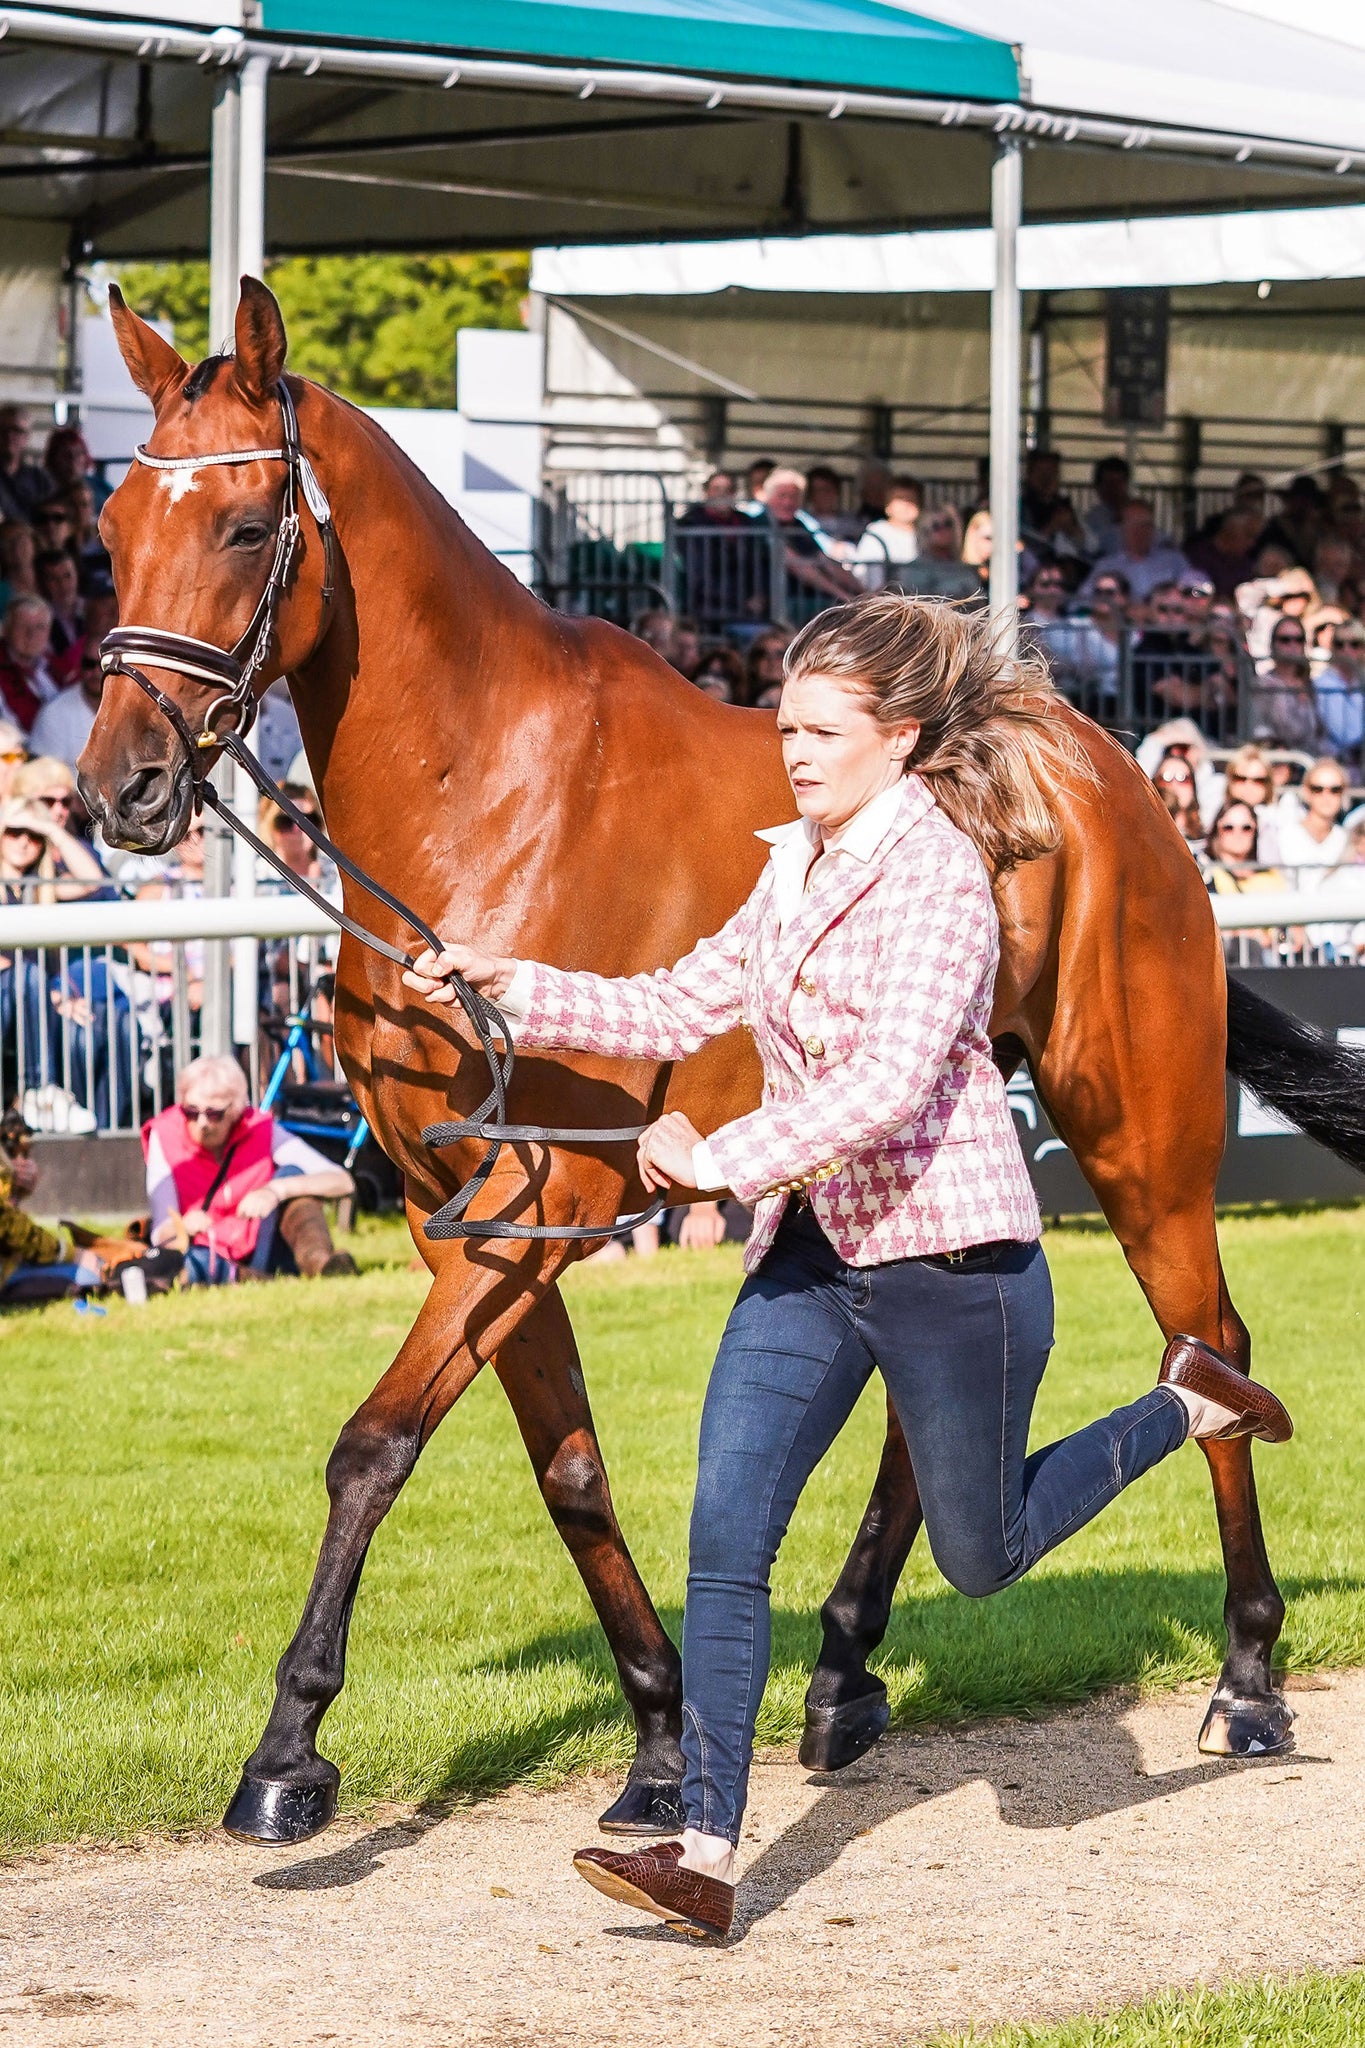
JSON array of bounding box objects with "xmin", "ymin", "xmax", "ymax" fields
[{"xmin": 98, "ymin": 378, "xmax": 665, "ymax": 1244}]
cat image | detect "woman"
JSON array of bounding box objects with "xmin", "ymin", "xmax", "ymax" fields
[
  {"xmin": 0, "ymin": 777, "xmax": 106, "ymax": 904},
  {"xmin": 405, "ymin": 595, "xmax": 1292, "ymax": 1940},
  {"xmin": 1202, "ymin": 800, "xmax": 1287, "ymax": 966},
  {"xmin": 1214, "ymin": 744, "xmax": 1279, "ymax": 862},
  {"xmin": 1253, "ymin": 617, "xmax": 1322, "ymax": 753},
  {"xmin": 852, "ymin": 476, "xmax": 922, "ymax": 590},
  {"xmin": 1152, "ymin": 753, "xmax": 1206, "ymax": 856},
  {"xmin": 145, "ymin": 1052, "xmax": 356, "ymax": 1284},
  {"xmin": 961, "ymin": 508, "xmax": 992, "ymax": 592},
  {"xmin": 744, "ymin": 627, "xmax": 792, "ymax": 710},
  {"xmin": 691, "ymin": 647, "xmax": 746, "ymax": 704}
]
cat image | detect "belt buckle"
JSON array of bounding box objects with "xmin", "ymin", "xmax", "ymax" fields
[{"xmin": 945, "ymin": 1247, "xmax": 966, "ymax": 1266}]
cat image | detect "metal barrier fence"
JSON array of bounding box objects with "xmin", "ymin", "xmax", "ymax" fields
[
  {"xmin": 0, "ymin": 893, "xmax": 338, "ymax": 1138},
  {"xmin": 1211, "ymin": 875, "xmax": 1365, "ymax": 969}
]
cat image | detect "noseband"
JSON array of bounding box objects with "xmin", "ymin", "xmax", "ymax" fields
[{"xmin": 97, "ymin": 379, "xmax": 664, "ymax": 1245}]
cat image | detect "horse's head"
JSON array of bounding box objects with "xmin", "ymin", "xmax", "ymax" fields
[{"xmin": 80, "ymin": 278, "xmax": 334, "ymax": 852}]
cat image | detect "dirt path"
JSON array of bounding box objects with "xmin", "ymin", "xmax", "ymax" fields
[{"xmin": 5, "ymin": 1674, "xmax": 1364, "ymax": 2048}]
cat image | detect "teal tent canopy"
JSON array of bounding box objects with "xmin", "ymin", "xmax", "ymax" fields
[{"xmin": 257, "ymin": 0, "xmax": 1020, "ymax": 102}]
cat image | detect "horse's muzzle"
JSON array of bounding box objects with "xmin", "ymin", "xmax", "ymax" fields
[{"xmin": 78, "ymin": 760, "xmax": 193, "ymax": 854}]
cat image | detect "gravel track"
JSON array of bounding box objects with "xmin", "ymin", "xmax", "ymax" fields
[{"xmin": 4, "ymin": 1673, "xmax": 1364, "ymax": 2047}]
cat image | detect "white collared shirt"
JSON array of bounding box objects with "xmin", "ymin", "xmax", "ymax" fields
[
  {"xmin": 496, "ymin": 777, "xmax": 912, "ymax": 1196},
  {"xmin": 755, "ymin": 776, "xmax": 909, "ymax": 932}
]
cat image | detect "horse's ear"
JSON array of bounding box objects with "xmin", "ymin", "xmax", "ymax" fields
[
  {"xmin": 230, "ymin": 276, "xmax": 287, "ymax": 406},
  {"xmin": 106, "ymin": 283, "xmax": 188, "ymax": 413}
]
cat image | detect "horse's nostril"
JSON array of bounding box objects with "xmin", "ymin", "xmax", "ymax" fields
[{"xmin": 121, "ymin": 765, "xmax": 171, "ymax": 819}]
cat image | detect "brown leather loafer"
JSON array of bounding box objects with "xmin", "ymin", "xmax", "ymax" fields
[
  {"xmin": 573, "ymin": 1840, "xmax": 734, "ymax": 1941},
  {"xmin": 1159, "ymin": 1335, "xmax": 1293, "ymax": 1444}
]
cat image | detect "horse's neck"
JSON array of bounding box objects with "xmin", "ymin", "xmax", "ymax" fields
[{"xmin": 292, "ymin": 395, "xmax": 556, "ymax": 852}]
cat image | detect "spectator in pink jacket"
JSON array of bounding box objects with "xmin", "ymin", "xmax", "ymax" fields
[{"xmin": 404, "ymin": 594, "xmax": 1292, "ymax": 1943}]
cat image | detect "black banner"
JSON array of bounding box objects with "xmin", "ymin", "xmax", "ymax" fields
[{"xmin": 1013, "ymin": 967, "xmax": 1365, "ymax": 1218}]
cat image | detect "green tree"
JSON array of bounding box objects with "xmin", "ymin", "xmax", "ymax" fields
[{"xmin": 110, "ymin": 251, "xmax": 528, "ymax": 406}]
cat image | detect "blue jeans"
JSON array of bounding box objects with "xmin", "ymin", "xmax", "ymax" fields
[{"xmin": 680, "ymin": 1203, "xmax": 1188, "ymax": 1844}]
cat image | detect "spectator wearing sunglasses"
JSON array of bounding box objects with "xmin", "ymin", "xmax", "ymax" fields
[
  {"xmin": 145, "ymin": 1053, "xmax": 357, "ymax": 1285},
  {"xmin": 1202, "ymin": 801, "xmax": 1288, "ymax": 964},
  {"xmin": 896, "ymin": 505, "xmax": 982, "ymax": 602},
  {"xmin": 1152, "ymin": 753, "xmax": 1206, "ymax": 857},
  {"xmin": 1314, "ymin": 621, "xmax": 1365, "ymax": 765},
  {"xmin": 1253, "ymin": 616, "xmax": 1323, "ymax": 753},
  {"xmin": 1275, "ymin": 757, "xmax": 1350, "ymax": 884},
  {"xmin": 1211, "ymin": 745, "xmax": 1281, "ymax": 862},
  {"xmin": 1044, "ymin": 570, "xmax": 1127, "ymax": 711}
]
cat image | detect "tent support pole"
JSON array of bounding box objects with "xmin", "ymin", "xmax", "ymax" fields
[
  {"xmin": 989, "ymin": 136, "xmax": 1021, "ymax": 647},
  {"xmin": 232, "ymin": 55, "xmax": 268, "ymax": 1052},
  {"xmin": 202, "ymin": 71, "xmax": 242, "ymax": 1058}
]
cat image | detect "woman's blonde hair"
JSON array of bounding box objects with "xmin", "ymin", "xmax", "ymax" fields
[{"xmin": 784, "ymin": 594, "xmax": 1085, "ymax": 872}]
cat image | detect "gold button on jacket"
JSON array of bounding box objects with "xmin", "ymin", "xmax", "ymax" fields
[
  {"xmin": 804, "ymin": 1034, "xmax": 824, "ymax": 1059},
  {"xmin": 797, "ymin": 974, "xmax": 817, "ymax": 996}
]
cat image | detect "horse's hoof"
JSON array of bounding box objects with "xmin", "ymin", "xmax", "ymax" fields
[
  {"xmin": 1198, "ymin": 1690, "xmax": 1296, "ymax": 1758},
  {"xmin": 799, "ymin": 1689, "xmax": 891, "ymax": 1773},
  {"xmin": 597, "ymin": 1779, "xmax": 686, "ymax": 1836},
  {"xmin": 222, "ymin": 1770, "xmax": 339, "ymax": 1845}
]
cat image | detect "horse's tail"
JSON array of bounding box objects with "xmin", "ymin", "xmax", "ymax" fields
[{"xmin": 1226, "ymin": 975, "xmax": 1365, "ymax": 1171}]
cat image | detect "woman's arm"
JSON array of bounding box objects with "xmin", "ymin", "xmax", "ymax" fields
[
  {"xmin": 704, "ymin": 848, "xmax": 997, "ymax": 1203},
  {"xmin": 404, "ymin": 883, "xmax": 764, "ymax": 1062},
  {"xmin": 44, "ymin": 821, "xmax": 107, "ymax": 900}
]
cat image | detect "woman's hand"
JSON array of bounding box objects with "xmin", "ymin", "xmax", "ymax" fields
[
  {"xmin": 237, "ymin": 1184, "xmax": 282, "ymax": 1220},
  {"xmin": 637, "ymin": 1111, "xmax": 704, "ymax": 1194},
  {"xmin": 402, "ymin": 943, "xmax": 517, "ymax": 1006},
  {"xmin": 182, "ymin": 1206, "xmax": 210, "ymax": 1236}
]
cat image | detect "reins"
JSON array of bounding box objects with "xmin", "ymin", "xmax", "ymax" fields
[{"xmin": 100, "ymin": 379, "xmax": 665, "ymax": 1245}]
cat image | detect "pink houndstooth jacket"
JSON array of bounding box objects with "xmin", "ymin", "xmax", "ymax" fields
[{"xmin": 508, "ymin": 774, "xmax": 1041, "ymax": 1270}]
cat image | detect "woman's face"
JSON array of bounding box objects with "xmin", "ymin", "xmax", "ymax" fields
[
  {"xmin": 1155, "ymin": 760, "xmax": 1196, "ymax": 809},
  {"xmin": 1213, "ymin": 804, "xmax": 1258, "ymax": 862},
  {"xmin": 1271, "ymin": 623, "xmax": 1307, "ymax": 668},
  {"xmin": 777, "ymin": 671, "xmax": 918, "ymax": 831},
  {"xmin": 1226, "ymin": 760, "xmax": 1271, "ymax": 807},
  {"xmin": 1302, "ymin": 764, "xmax": 1347, "ymax": 824},
  {"xmin": 1, "ymin": 825, "xmax": 41, "ymax": 875}
]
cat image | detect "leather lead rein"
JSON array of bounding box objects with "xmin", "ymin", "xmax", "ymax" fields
[{"xmin": 100, "ymin": 380, "xmax": 665, "ymax": 1244}]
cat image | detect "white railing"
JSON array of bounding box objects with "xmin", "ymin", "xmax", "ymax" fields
[
  {"xmin": 1210, "ymin": 877, "xmax": 1365, "ymax": 969},
  {"xmin": 0, "ymin": 894, "xmax": 338, "ymax": 1138}
]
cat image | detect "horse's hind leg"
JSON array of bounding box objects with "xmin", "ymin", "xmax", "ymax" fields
[
  {"xmin": 495, "ymin": 1286, "xmax": 684, "ymax": 1833},
  {"xmin": 1125, "ymin": 1234, "xmax": 1291, "ymax": 1757},
  {"xmin": 224, "ymin": 1246, "xmax": 557, "ymax": 1846},
  {"xmin": 802, "ymin": 1397, "xmax": 924, "ymax": 1770}
]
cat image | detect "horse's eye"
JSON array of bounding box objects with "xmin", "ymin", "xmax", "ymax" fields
[{"xmin": 230, "ymin": 522, "xmax": 271, "ymax": 550}]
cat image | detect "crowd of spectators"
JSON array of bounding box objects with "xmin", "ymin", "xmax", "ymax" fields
[{"xmin": 662, "ymin": 450, "xmax": 1365, "ymax": 762}]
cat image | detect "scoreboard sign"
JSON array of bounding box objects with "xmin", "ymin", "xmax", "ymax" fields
[{"xmin": 1103, "ymin": 288, "xmax": 1170, "ymax": 431}]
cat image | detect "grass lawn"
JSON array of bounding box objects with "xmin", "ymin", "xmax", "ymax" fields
[
  {"xmin": 932, "ymin": 1969, "xmax": 1365, "ymax": 2046},
  {"xmin": 2, "ymin": 1202, "xmax": 1364, "ymax": 1849}
]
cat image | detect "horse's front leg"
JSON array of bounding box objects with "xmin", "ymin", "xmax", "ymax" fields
[
  {"xmin": 496, "ymin": 1285, "xmax": 684, "ymax": 1833},
  {"xmin": 802, "ymin": 1395, "xmax": 924, "ymax": 1770},
  {"xmin": 224, "ymin": 1224, "xmax": 561, "ymax": 1845}
]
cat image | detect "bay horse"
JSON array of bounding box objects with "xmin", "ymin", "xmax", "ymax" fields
[{"xmin": 79, "ymin": 279, "xmax": 1362, "ymax": 1846}]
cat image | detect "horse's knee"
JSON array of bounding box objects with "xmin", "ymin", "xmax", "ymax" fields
[
  {"xmin": 540, "ymin": 1442, "xmax": 615, "ymax": 1547},
  {"xmin": 325, "ymin": 1416, "xmax": 419, "ymax": 1512}
]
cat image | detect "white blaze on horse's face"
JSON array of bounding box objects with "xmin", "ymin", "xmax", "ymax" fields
[{"xmin": 157, "ymin": 466, "xmax": 201, "ymax": 508}]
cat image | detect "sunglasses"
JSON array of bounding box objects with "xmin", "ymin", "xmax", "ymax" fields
[
  {"xmin": 1092, "ymin": 585, "xmax": 1121, "ymax": 599},
  {"xmin": 1230, "ymin": 773, "xmax": 1269, "ymax": 788},
  {"xmin": 1306, "ymin": 781, "xmax": 1346, "ymax": 796},
  {"xmin": 1274, "ymin": 633, "xmax": 1306, "ymax": 644},
  {"xmin": 182, "ymin": 1103, "xmax": 229, "ymax": 1124},
  {"xmin": 1219, "ymin": 821, "xmax": 1257, "ymax": 835},
  {"xmin": 1158, "ymin": 769, "xmax": 1194, "ymax": 785},
  {"xmin": 35, "ymin": 792, "xmax": 70, "ymax": 808}
]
